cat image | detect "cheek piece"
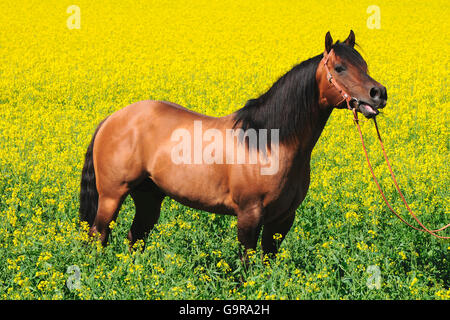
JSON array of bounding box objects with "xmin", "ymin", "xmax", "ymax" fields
[{"xmin": 321, "ymin": 50, "xmax": 355, "ymax": 111}]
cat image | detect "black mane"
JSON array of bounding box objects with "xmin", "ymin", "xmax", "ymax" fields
[
  {"xmin": 233, "ymin": 42, "xmax": 364, "ymax": 143},
  {"xmin": 233, "ymin": 54, "xmax": 322, "ymax": 143}
]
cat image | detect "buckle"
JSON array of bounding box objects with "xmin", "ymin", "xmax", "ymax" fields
[{"xmin": 327, "ymin": 72, "xmax": 333, "ymax": 82}]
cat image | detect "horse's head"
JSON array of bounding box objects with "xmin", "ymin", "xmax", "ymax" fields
[{"xmin": 316, "ymin": 30, "xmax": 387, "ymax": 118}]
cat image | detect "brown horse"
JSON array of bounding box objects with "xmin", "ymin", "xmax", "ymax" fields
[{"xmin": 79, "ymin": 31, "xmax": 387, "ymax": 257}]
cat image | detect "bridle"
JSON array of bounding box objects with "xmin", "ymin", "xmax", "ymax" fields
[
  {"xmin": 321, "ymin": 49, "xmax": 450, "ymax": 239},
  {"xmin": 322, "ymin": 49, "xmax": 355, "ymax": 110}
]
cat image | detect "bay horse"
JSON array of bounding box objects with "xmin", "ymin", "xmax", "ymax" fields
[{"xmin": 79, "ymin": 31, "xmax": 387, "ymax": 257}]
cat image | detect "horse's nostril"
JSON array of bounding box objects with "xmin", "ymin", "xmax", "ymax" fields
[
  {"xmin": 370, "ymin": 87, "xmax": 380, "ymax": 99},
  {"xmin": 381, "ymin": 86, "xmax": 387, "ymax": 100}
]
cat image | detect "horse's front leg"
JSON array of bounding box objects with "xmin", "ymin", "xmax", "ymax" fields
[
  {"xmin": 236, "ymin": 204, "xmax": 263, "ymax": 265},
  {"xmin": 261, "ymin": 210, "xmax": 295, "ymax": 257}
]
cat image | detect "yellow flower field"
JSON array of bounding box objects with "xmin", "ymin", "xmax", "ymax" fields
[{"xmin": 0, "ymin": 0, "xmax": 448, "ymax": 299}]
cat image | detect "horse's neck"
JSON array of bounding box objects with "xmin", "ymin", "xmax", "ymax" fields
[
  {"xmin": 274, "ymin": 105, "xmax": 332, "ymax": 195},
  {"xmin": 292, "ymin": 105, "xmax": 333, "ymax": 156},
  {"xmin": 278, "ymin": 105, "xmax": 332, "ymax": 179}
]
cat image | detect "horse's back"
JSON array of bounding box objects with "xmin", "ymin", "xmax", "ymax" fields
[{"xmin": 135, "ymin": 100, "xmax": 220, "ymax": 122}]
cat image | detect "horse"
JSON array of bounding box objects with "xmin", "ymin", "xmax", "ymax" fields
[{"xmin": 79, "ymin": 30, "xmax": 387, "ymax": 258}]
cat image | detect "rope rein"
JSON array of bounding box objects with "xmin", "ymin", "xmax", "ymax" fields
[{"xmin": 322, "ymin": 50, "xmax": 449, "ymax": 239}]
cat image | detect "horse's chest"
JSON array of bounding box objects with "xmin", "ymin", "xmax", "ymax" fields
[{"xmin": 265, "ymin": 161, "xmax": 311, "ymax": 215}]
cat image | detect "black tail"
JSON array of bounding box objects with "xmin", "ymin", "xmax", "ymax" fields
[{"xmin": 79, "ymin": 117, "xmax": 108, "ymax": 227}]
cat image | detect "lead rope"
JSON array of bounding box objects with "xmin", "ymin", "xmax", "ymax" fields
[
  {"xmin": 351, "ymin": 109, "xmax": 449, "ymax": 239},
  {"xmin": 322, "ymin": 50, "xmax": 449, "ymax": 239},
  {"xmin": 371, "ymin": 117, "xmax": 450, "ymax": 237}
]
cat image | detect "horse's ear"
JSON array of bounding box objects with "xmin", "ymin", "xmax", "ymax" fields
[
  {"xmin": 325, "ymin": 31, "xmax": 333, "ymax": 53},
  {"xmin": 344, "ymin": 30, "xmax": 355, "ymax": 47}
]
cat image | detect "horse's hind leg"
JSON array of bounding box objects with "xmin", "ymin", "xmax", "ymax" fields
[
  {"xmin": 127, "ymin": 179, "xmax": 165, "ymax": 247},
  {"xmin": 91, "ymin": 192, "xmax": 128, "ymax": 246}
]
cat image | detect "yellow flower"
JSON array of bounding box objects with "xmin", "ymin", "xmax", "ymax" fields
[
  {"xmin": 322, "ymin": 241, "xmax": 332, "ymax": 249},
  {"xmin": 398, "ymin": 251, "xmax": 407, "ymax": 260},
  {"xmin": 109, "ymin": 220, "xmax": 116, "ymax": 230},
  {"xmin": 273, "ymin": 233, "xmax": 282, "ymax": 240},
  {"xmin": 436, "ymin": 289, "xmax": 450, "ymax": 300},
  {"xmin": 244, "ymin": 280, "xmax": 255, "ymax": 287},
  {"xmin": 217, "ymin": 259, "xmax": 231, "ymax": 272},
  {"xmin": 357, "ymin": 241, "xmax": 369, "ymax": 251},
  {"xmin": 345, "ymin": 211, "xmax": 362, "ymax": 225}
]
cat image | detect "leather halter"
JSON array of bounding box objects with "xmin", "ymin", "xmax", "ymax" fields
[{"xmin": 321, "ymin": 49, "xmax": 355, "ymax": 110}]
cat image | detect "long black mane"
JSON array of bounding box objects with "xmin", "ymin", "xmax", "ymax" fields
[
  {"xmin": 233, "ymin": 42, "xmax": 364, "ymax": 143},
  {"xmin": 233, "ymin": 54, "xmax": 322, "ymax": 143}
]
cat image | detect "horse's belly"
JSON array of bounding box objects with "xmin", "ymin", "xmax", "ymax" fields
[
  {"xmin": 166, "ymin": 193, "xmax": 235, "ymax": 215},
  {"xmin": 149, "ymin": 161, "xmax": 235, "ymax": 215}
]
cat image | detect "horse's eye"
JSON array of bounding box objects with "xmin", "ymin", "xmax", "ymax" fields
[{"xmin": 334, "ymin": 65, "xmax": 345, "ymax": 73}]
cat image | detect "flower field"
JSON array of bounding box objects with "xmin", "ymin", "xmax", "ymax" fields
[{"xmin": 0, "ymin": 0, "xmax": 448, "ymax": 299}]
